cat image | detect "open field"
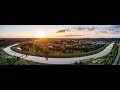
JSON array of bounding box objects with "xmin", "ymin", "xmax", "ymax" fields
[
  {"xmin": 10, "ymin": 43, "xmax": 109, "ymax": 58},
  {"xmin": 0, "ymin": 47, "xmax": 42, "ymax": 65}
]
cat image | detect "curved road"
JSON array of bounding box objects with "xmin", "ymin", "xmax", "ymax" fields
[{"xmin": 3, "ymin": 43, "xmax": 114, "ymax": 64}]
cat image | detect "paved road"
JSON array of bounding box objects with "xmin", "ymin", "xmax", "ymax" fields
[
  {"xmin": 112, "ymin": 47, "xmax": 120, "ymax": 65},
  {"xmin": 3, "ymin": 43, "xmax": 114, "ymax": 64}
]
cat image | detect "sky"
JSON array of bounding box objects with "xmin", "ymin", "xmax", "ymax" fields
[{"xmin": 0, "ymin": 25, "xmax": 120, "ymax": 38}]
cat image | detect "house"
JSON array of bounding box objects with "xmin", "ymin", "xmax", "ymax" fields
[{"xmin": 96, "ymin": 41, "xmax": 105, "ymax": 44}]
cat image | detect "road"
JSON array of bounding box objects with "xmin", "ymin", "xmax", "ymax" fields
[
  {"xmin": 3, "ymin": 43, "xmax": 114, "ymax": 64},
  {"xmin": 112, "ymin": 47, "xmax": 120, "ymax": 65}
]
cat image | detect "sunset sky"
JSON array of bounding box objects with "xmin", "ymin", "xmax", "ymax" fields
[{"xmin": 0, "ymin": 25, "xmax": 120, "ymax": 38}]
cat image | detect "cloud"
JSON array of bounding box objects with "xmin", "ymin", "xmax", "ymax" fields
[
  {"xmin": 99, "ymin": 25, "xmax": 120, "ymax": 32},
  {"xmin": 72, "ymin": 26, "xmax": 84, "ymax": 31},
  {"xmin": 72, "ymin": 26, "xmax": 95, "ymax": 31},
  {"xmin": 109, "ymin": 25, "xmax": 120, "ymax": 29},
  {"xmin": 56, "ymin": 25, "xmax": 120, "ymax": 37},
  {"xmin": 97, "ymin": 30, "xmax": 120, "ymax": 34},
  {"xmin": 98, "ymin": 30, "xmax": 108, "ymax": 33},
  {"xmin": 109, "ymin": 30, "xmax": 120, "ymax": 34},
  {"xmin": 107, "ymin": 25, "xmax": 120, "ymax": 33},
  {"xmin": 62, "ymin": 35, "xmax": 84, "ymax": 37},
  {"xmin": 56, "ymin": 29, "xmax": 66, "ymax": 33},
  {"xmin": 94, "ymin": 25, "xmax": 120, "ymax": 34},
  {"xmin": 56, "ymin": 26, "xmax": 95, "ymax": 34},
  {"xmin": 56, "ymin": 29, "xmax": 71, "ymax": 33}
]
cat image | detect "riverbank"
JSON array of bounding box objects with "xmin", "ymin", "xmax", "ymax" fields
[{"xmin": 3, "ymin": 43, "xmax": 114, "ymax": 64}]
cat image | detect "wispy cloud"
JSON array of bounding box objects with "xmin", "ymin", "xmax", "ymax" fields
[
  {"xmin": 56, "ymin": 29, "xmax": 71, "ymax": 33},
  {"xmin": 56, "ymin": 26, "xmax": 95, "ymax": 33},
  {"xmin": 56, "ymin": 29, "xmax": 66, "ymax": 33},
  {"xmin": 109, "ymin": 25, "xmax": 120, "ymax": 29},
  {"xmin": 92, "ymin": 25, "xmax": 120, "ymax": 34},
  {"xmin": 72, "ymin": 26, "xmax": 95, "ymax": 31},
  {"xmin": 62, "ymin": 35, "xmax": 84, "ymax": 37},
  {"xmin": 97, "ymin": 30, "xmax": 108, "ymax": 33}
]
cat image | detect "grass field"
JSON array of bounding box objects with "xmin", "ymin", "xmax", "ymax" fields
[
  {"xmin": 16, "ymin": 59, "xmax": 43, "ymax": 65},
  {"xmin": 11, "ymin": 43, "xmax": 110, "ymax": 58},
  {"xmin": 0, "ymin": 47, "xmax": 14, "ymax": 65},
  {"xmin": 117, "ymin": 43, "xmax": 120, "ymax": 65},
  {"xmin": 0, "ymin": 47, "xmax": 42, "ymax": 65},
  {"xmin": 117, "ymin": 58, "xmax": 120, "ymax": 65},
  {"xmin": 75, "ymin": 43, "xmax": 118, "ymax": 65},
  {"xmin": 74, "ymin": 57, "xmax": 107, "ymax": 65}
]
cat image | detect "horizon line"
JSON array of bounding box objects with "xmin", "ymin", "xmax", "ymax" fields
[{"xmin": 1, "ymin": 37, "xmax": 120, "ymax": 39}]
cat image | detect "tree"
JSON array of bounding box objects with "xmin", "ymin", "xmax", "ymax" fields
[
  {"xmin": 16, "ymin": 57, "xmax": 20, "ymax": 60},
  {"xmin": 46, "ymin": 57, "xmax": 48, "ymax": 61},
  {"xmin": 74, "ymin": 61, "xmax": 78, "ymax": 65},
  {"xmin": 62, "ymin": 49, "xmax": 66, "ymax": 53},
  {"xmin": 44, "ymin": 49, "xmax": 49, "ymax": 54},
  {"xmin": 79, "ymin": 61, "xmax": 82, "ymax": 65}
]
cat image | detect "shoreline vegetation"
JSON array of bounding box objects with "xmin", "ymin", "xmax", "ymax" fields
[
  {"xmin": 0, "ymin": 47, "xmax": 42, "ymax": 65},
  {"xmin": 74, "ymin": 42, "xmax": 118, "ymax": 65},
  {"xmin": 10, "ymin": 43, "xmax": 110, "ymax": 58}
]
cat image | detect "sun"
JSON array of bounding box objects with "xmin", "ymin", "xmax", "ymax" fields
[{"xmin": 35, "ymin": 32, "xmax": 45, "ymax": 38}]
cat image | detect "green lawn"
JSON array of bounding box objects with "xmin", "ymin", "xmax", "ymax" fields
[
  {"xmin": 0, "ymin": 47, "xmax": 14, "ymax": 65},
  {"xmin": 75, "ymin": 42, "xmax": 118, "ymax": 65},
  {"xmin": 79, "ymin": 59, "xmax": 96, "ymax": 65},
  {"xmin": 116, "ymin": 43, "xmax": 120, "ymax": 65},
  {"xmin": 76, "ymin": 58, "xmax": 106, "ymax": 65},
  {"xmin": 0, "ymin": 47, "xmax": 42, "ymax": 65},
  {"xmin": 11, "ymin": 43, "xmax": 110, "ymax": 58},
  {"xmin": 117, "ymin": 58, "xmax": 120, "ymax": 65},
  {"xmin": 16, "ymin": 59, "xmax": 43, "ymax": 65},
  {"xmin": 76, "ymin": 56, "xmax": 108, "ymax": 65}
]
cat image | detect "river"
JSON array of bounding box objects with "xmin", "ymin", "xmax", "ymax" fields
[{"xmin": 3, "ymin": 43, "xmax": 114, "ymax": 64}]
